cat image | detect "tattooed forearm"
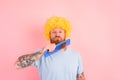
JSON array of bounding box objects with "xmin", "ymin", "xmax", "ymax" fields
[
  {"xmin": 15, "ymin": 51, "xmax": 43, "ymax": 69},
  {"xmin": 76, "ymin": 72, "xmax": 86, "ymax": 80}
]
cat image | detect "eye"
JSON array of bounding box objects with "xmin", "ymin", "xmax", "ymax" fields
[
  {"xmin": 59, "ymin": 31, "xmax": 63, "ymax": 33},
  {"xmin": 59, "ymin": 31, "xmax": 62, "ymax": 33},
  {"xmin": 52, "ymin": 31, "xmax": 56, "ymax": 34}
]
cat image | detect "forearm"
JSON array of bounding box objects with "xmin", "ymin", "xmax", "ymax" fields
[
  {"xmin": 15, "ymin": 51, "xmax": 43, "ymax": 69},
  {"xmin": 76, "ymin": 72, "xmax": 86, "ymax": 80}
]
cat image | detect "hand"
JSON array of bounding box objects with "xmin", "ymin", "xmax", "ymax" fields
[{"xmin": 42, "ymin": 43, "xmax": 56, "ymax": 53}]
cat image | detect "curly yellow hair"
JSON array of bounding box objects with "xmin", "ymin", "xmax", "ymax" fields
[{"xmin": 43, "ymin": 16, "xmax": 72, "ymax": 39}]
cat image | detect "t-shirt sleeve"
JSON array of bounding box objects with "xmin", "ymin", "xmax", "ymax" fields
[
  {"xmin": 77, "ymin": 54, "xmax": 83, "ymax": 74},
  {"xmin": 32, "ymin": 59, "xmax": 40, "ymax": 67}
]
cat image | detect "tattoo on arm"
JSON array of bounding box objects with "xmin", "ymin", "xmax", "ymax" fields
[
  {"xmin": 76, "ymin": 72, "xmax": 86, "ymax": 80},
  {"xmin": 15, "ymin": 51, "xmax": 42, "ymax": 69}
]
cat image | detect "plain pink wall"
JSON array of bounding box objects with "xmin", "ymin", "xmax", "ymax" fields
[{"xmin": 0, "ymin": 0, "xmax": 120, "ymax": 80}]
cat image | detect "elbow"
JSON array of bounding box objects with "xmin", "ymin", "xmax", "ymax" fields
[{"xmin": 14, "ymin": 61, "xmax": 21, "ymax": 69}]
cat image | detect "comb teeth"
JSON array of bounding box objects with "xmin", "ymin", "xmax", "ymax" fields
[{"xmin": 44, "ymin": 39, "xmax": 70, "ymax": 58}]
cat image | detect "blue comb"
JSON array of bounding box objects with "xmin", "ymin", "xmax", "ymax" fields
[{"xmin": 44, "ymin": 39, "xmax": 70, "ymax": 58}]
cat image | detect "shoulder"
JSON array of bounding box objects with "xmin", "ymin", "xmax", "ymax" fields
[
  {"xmin": 67, "ymin": 48, "xmax": 81, "ymax": 55},
  {"xmin": 67, "ymin": 48, "xmax": 82, "ymax": 58}
]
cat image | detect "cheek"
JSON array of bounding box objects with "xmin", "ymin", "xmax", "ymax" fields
[
  {"xmin": 50, "ymin": 34, "xmax": 55, "ymax": 38},
  {"xmin": 61, "ymin": 34, "xmax": 66, "ymax": 39}
]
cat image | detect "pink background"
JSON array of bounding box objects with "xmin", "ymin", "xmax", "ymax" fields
[{"xmin": 0, "ymin": 0, "xmax": 120, "ymax": 80}]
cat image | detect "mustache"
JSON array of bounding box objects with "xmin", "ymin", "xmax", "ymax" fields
[{"xmin": 55, "ymin": 36, "xmax": 61, "ymax": 38}]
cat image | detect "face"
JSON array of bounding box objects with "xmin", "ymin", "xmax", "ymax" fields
[{"xmin": 50, "ymin": 27, "xmax": 66, "ymax": 44}]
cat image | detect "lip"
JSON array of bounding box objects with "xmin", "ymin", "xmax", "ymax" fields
[
  {"xmin": 55, "ymin": 37, "xmax": 61, "ymax": 40},
  {"xmin": 55, "ymin": 37, "xmax": 60, "ymax": 39},
  {"xmin": 57, "ymin": 37, "xmax": 61, "ymax": 39}
]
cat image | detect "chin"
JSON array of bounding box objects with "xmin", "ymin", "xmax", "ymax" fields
[
  {"xmin": 50, "ymin": 38, "xmax": 65, "ymax": 44},
  {"xmin": 55, "ymin": 39, "xmax": 65, "ymax": 44}
]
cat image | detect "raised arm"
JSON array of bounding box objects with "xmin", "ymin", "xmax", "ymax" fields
[
  {"xmin": 15, "ymin": 43, "xmax": 56, "ymax": 69},
  {"xmin": 15, "ymin": 50, "xmax": 43, "ymax": 69}
]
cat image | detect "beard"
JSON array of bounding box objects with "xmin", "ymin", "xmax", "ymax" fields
[
  {"xmin": 50, "ymin": 36, "xmax": 67, "ymax": 49},
  {"xmin": 50, "ymin": 36, "xmax": 65, "ymax": 44}
]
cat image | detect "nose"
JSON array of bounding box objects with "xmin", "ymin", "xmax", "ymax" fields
[{"xmin": 56, "ymin": 32, "xmax": 60, "ymax": 36}]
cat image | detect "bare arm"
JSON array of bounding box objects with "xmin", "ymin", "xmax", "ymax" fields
[
  {"xmin": 76, "ymin": 72, "xmax": 86, "ymax": 80},
  {"xmin": 15, "ymin": 43, "xmax": 56, "ymax": 69},
  {"xmin": 15, "ymin": 50, "xmax": 43, "ymax": 69}
]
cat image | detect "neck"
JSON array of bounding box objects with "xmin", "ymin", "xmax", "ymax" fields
[
  {"xmin": 60, "ymin": 47, "xmax": 67, "ymax": 51},
  {"xmin": 60, "ymin": 43, "xmax": 67, "ymax": 51}
]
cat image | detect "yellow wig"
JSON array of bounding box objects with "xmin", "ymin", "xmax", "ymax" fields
[{"xmin": 43, "ymin": 16, "xmax": 72, "ymax": 39}]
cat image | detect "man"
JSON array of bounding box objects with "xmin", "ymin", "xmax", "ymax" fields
[{"xmin": 15, "ymin": 16, "xmax": 86, "ymax": 80}]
